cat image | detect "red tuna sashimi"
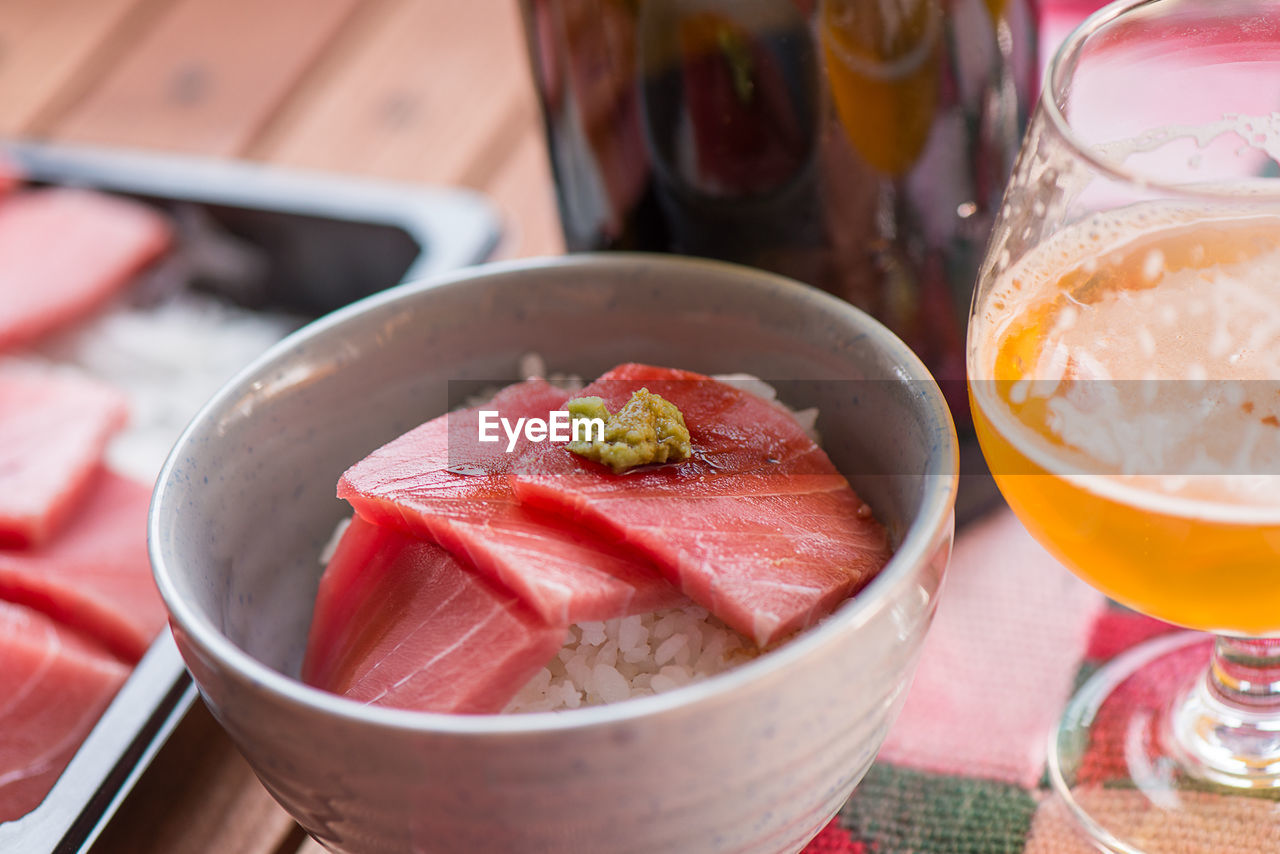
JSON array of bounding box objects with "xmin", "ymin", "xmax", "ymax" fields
[
  {"xmin": 511, "ymin": 364, "xmax": 894, "ymax": 647},
  {"xmin": 338, "ymin": 380, "xmax": 684, "ymax": 625},
  {"xmin": 302, "ymin": 516, "xmax": 563, "ymax": 714},
  {"xmin": 0, "ymin": 599, "xmax": 129, "ymax": 822},
  {"xmin": 0, "ymin": 361, "xmax": 128, "ymax": 548},
  {"xmin": 0, "ymin": 188, "xmax": 171, "ymax": 351},
  {"xmin": 0, "ymin": 470, "xmax": 165, "ymax": 662}
]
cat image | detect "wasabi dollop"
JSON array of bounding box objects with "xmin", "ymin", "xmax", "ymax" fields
[{"xmin": 566, "ymin": 388, "xmax": 692, "ymax": 473}]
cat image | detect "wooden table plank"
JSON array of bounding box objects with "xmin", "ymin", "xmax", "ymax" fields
[
  {"xmin": 251, "ymin": 0, "xmax": 562, "ymax": 258},
  {"xmin": 0, "ymin": 0, "xmax": 165, "ymax": 135},
  {"xmin": 47, "ymin": 0, "xmax": 371, "ymax": 156},
  {"xmin": 91, "ymin": 702, "xmax": 304, "ymax": 854},
  {"xmin": 487, "ymin": 120, "xmax": 564, "ymax": 259},
  {"xmin": 251, "ymin": 0, "xmax": 534, "ymax": 190}
]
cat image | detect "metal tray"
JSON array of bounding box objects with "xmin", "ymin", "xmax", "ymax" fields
[{"xmin": 0, "ymin": 140, "xmax": 501, "ymax": 853}]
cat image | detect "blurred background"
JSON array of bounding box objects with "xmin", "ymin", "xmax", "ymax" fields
[{"xmin": 0, "ymin": 0, "xmax": 564, "ymax": 257}]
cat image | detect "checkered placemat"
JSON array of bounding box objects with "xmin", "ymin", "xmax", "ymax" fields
[{"xmin": 799, "ymin": 509, "xmax": 1204, "ymax": 854}]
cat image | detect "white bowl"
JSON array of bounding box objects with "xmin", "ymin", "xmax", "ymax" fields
[{"xmin": 150, "ymin": 254, "xmax": 958, "ymax": 853}]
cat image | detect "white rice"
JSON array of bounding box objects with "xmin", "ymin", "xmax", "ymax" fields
[
  {"xmin": 503, "ymin": 605, "xmax": 757, "ymax": 713},
  {"xmin": 517, "ymin": 351, "xmax": 585, "ymax": 393},
  {"xmin": 714, "ymin": 372, "xmax": 821, "ymax": 443},
  {"xmin": 29, "ymin": 292, "xmax": 297, "ymax": 481},
  {"xmin": 318, "ymin": 516, "xmax": 353, "ymax": 565}
]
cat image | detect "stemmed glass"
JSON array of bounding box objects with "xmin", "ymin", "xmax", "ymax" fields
[{"xmin": 968, "ymin": 0, "xmax": 1280, "ymax": 850}]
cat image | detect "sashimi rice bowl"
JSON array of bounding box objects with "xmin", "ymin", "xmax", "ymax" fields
[{"xmin": 149, "ymin": 255, "xmax": 958, "ymax": 854}]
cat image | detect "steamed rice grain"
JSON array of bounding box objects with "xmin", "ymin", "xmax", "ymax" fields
[{"xmin": 503, "ymin": 606, "xmax": 757, "ymax": 714}]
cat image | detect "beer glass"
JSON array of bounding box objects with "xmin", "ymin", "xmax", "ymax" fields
[{"xmin": 968, "ymin": 0, "xmax": 1280, "ymax": 849}]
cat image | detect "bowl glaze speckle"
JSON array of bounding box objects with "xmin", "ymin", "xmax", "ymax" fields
[{"xmin": 150, "ymin": 254, "xmax": 958, "ymax": 854}]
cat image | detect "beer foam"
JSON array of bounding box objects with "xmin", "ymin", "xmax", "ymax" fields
[
  {"xmin": 1093, "ymin": 113, "xmax": 1280, "ymax": 187},
  {"xmin": 978, "ymin": 203, "xmax": 1212, "ymax": 336}
]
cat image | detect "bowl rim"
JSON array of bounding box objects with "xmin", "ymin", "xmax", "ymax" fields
[{"xmin": 149, "ymin": 252, "xmax": 959, "ymax": 735}]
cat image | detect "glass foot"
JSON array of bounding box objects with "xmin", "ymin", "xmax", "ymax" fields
[{"xmin": 1049, "ymin": 631, "xmax": 1280, "ymax": 854}]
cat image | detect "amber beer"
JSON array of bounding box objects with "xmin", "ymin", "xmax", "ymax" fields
[{"xmin": 970, "ymin": 206, "xmax": 1280, "ymax": 636}]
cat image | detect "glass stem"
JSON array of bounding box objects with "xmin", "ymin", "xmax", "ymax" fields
[
  {"xmin": 1209, "ymin": 636, "xmax": 1280, "ymax": 709},
  {"xmin": 1168, "ymin": 635, "xmax": 1280, "ymax": 788}
]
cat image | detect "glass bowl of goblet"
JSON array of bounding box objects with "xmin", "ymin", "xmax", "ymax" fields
[{"xmin": 968, "ymin": 0, "xmax": 1280, "ymax": 851}]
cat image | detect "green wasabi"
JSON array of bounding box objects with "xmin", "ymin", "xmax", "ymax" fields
[{"xmin": 566, "ymin": 388, "xmax": 692, "ymax": 474}]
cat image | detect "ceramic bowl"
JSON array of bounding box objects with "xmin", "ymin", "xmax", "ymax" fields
[{"xmin": 149, "ymin": 254, "xmax": 958, "ymax": 854}]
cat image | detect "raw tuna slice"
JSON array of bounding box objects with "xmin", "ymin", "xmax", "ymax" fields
[
  {"xmin": 301, "ymin": 516, "xmax": 563, "ymax": 714},
  {"xmin": 0, "ymin": 599, "xmax": 129, "ymax": 822},
  {"xmin": 511, "ymin": 364, "xmax": 894, "ymax": 647},
  {"xmin": 0, "ymin": 361, "xmax": 128, "ymax": 547},
  {"xmin": 0, "ymin": 469, "xmax": 165, "ymax": 662},
  {"xmin": 338, "ymin": 379, "xmax": 684, "ymax": 625},
  {"xmin": 0, "ymin": 188, "xmax": 171, "ymax": 351}
]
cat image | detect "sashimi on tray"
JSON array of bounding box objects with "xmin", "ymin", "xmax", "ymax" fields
[
  {"xmin": 0, "ymin": 362, "xmax": 127, "ymax": 549},
  {"xmin": 0, "ymin": 359, "xmax": 163, "ymax": 823},
  {"xmin": 0, "ymin": 600, "xmax": 130, "ymax": 821},
  {"xmin": 0, "ymin": 469, "xmax": 165, "ymax": 663},
  {"xmin": 0, "ymin": 187, "xmax": 171, "ymax": 352},
  {"xmin": 0, "ymin": 169, "xmax": 176, "ymax": 826}
]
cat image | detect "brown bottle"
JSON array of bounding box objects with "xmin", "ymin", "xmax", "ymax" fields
[{"xmin": 520, "ymin": 0, "xmax": 1038, "ymax": 415}]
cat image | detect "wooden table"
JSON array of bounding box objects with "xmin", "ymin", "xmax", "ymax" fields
[
  {"xmin": 0, "ymin": 1, "xmax": 560, "ymax": 850},
  {"xmin": 0, "ymin": 0, "xmax": 563, "ymax": 258}
]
